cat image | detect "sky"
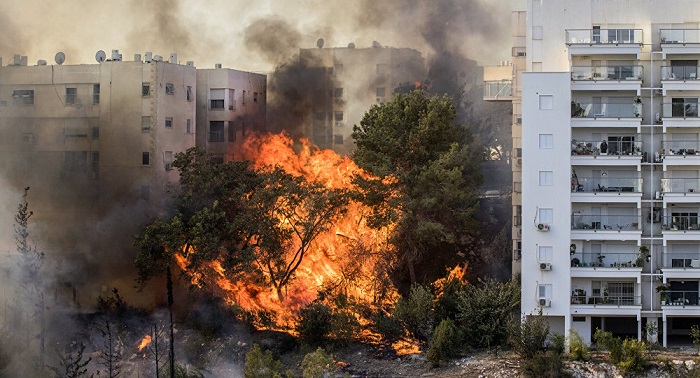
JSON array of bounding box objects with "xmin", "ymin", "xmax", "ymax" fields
[{"xmin": 0, "ymin": 0, "xmax": 525, "ymax": 73}]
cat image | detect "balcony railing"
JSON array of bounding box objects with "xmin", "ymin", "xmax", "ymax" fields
[
  {"xmin": 662, "ymin": 256, "xmax": 700, "ymax": 269},
  {"xmin": 571, "ymin": 101, "xmax": 641, "ymax": 118},
  {"xmin": 483, "ymin": 80, "xmax": 512, "ymax": 98},
  {"xmin": 571, "ymin": 252, "xmax": 643, "ymax": 268},
  {"xmin": 571, "ymin": 215, "xmax": 641, "ymax": 231},
  {"xmin": 571, "ymin": 140, "xmax": 642, "ymax": 156},
  {"xmin": 571, "ymin": 295, "xmax": 641, "ymax": 306},
  {"xmin": 571, "ymin": 177, "xmax": 642, "ymax": 193},
  {"xmin": 661, "ymin": 101, "xmax": 699, "ymax": 118},
  {"xmin": 512, "ymin": 46, "xmax": 526, "ymax": 57},
  {"xmin": 663, "ymin": 291, "xmax": 700, "ymax": 306},
  {"xmin": 661, "ymin": 140, "xmax": 700, "ymax": 155},
  {"xmin": 660, "ymin": 29, "xmax": 700, "ymax": 45},
  {"xmin": 661, "ymin": 179, "xmax": 700, "ymax": 193},
  {"xmin": 661, "ymin": 66, "xmax": 700, "ymax": 80},
  {"xmin": 566, "ymin": 29, "xmax": 643, "ymax": 44},
  {"xmin": 661, "ymin": 215, "xmax": 699, "ymax": 231},
  {"xmin": 571, "ymin": 66, "xmax": 643, "ymax": 81}
]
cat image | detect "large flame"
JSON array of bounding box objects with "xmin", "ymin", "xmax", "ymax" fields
[{"xmin": 176, "ymin": 133, "xmax": 398, "ymax": 328}]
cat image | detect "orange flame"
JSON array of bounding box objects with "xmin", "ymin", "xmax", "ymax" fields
[{"xmin": 137, "ymin": 335, "xmax": 152, "ymax": 351}]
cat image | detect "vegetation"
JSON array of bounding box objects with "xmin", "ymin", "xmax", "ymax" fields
[
  {"xmin": 510, "ymin": 313, "xmax": 550, "ymax": 359},
  {"xmin": 49, "ymin": 340, "xmax": 92, "ymax": 378},
  {"xmin": 393, "ymin": 283, "xmax": 434, "ymax": 341},
  {"xmin": 691, "ymin": 325, "xmax": 700, "ymax": 354},
  {"xmin": 457, "ymin": 278, "xmax": 520, "ymax": 349},
  {"xmin": 427, "ymin": 319, "xmax": 461, "ymax": 367},
  {"xmin": 244, "ymin": 344, "xmax": 291, "ymax": 378},
  {"xmin": 594, "ymin": 329, "xmax": 647, "ymax": 374},
  {"xmin": 296, "ymin": 302, "xmax": 333, "ymax": 346},
  {"xmin": 352, "ymin": 91, "xmax": 482, "ymax": 284},
  {"xmin": 301, "ymin": 348, "xmax": 336, "ymax": 378},
  {"xmin": 567, "ymin": 329, "xmax": 590, "ymax": 361}
]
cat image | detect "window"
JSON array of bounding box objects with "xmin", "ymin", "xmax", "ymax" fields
[
  {"xmin": 515, "ymin": 148, "xmax": 522, "ymax": 158},
  {"xmin": 65, "ymin": 87, "xmax": 77, "ymax": 105},
  {"xmin": 91, "ymin": 152, "xmax": 99, "ymax": 179},
  {"xmin": 538, "ymin": 246, "xmax": 553, "ymax": 261},
  {"xmin": 539, "ymin": 171, "xmax": 553, "ymax": 186},
  {"xmin": 164, "ymin": 151, "xmax": 173, "ymax": 170},
  {"xmin": 211, "ymin": 155, "xmax": 224, "ymax": 164},
  {"xmin": 209, "ymin": 121, "xmax": 224, "ymax": 142},
  {"xmin": 539, "ymin": 208, "xmax": 553, "ymax": 224},
  {"xmin": 228, "ymin": 89, "xmax": 235, "ymax": 110},
  {"xmin": 210, "ymin": 89, "xmax": 224, "ymax": 109},
  {"xmin": 376, "ymin": 87, "xmax": 386, "ymax": 98},
  {"xmin": 142, "ymin": 83, "xmax": 150, "ymax": 97},
  {"xmin": 254, "ymin": 92, "xmax": 258, "ymax": 102},
  {"xmin": 671, "ymin": 97, "xmax": 699, "ymax": 118},
  {"xmin": 141, "ymin": 116, "xmax": 151, "ymax": 132},
  {"xmin": 334, "ymin": 88, "xmax": 344, "ymax": 98},
  {"xmin": 64, "ymin": 151, "xmax": 88, "ymax": 174},
  {"xmin": 92, "ymin": 127, "xmax": 99, "ymax": 139},
  {"xmin": 572, "ymin": 316, "xmax": 585, "ymax": 322},
  {"xmin": 186, "ymin": 119, "xmax": 192, "ymax": 134},
  {"xmin": 538, "ymin": 284, "xmax": 552, "ymax": 299},
  {"xmin": 12, "ymin": 89, "xmax": 34, "ymax": 105},
  {"xmin": 242, "ymin": 90, "xmax": 246, "ymax": 105},
  {"xmin": 539, "ymin": 94, "xmax": 553, "ymax": 110},
  {"xmin": 186, "ymin": 86, "xmax": 193, "ymax": 102},
  {"xmin": 334, "ymin": 112, "xmax": 344, "ymax": 122},
  {"xmin": 334, "ymin": 134, "xmax": 344, "ymax": 144},
  {"xmin": 165, "ymin": 83, "xmax": 175, "ymax": 95},
  {"xmin": 514, "ymin": 205, "xmax": 522, "ymax": 226},
  {"xmin": 93, "ymin": 84, "xmax": 100, "ymax": 104},
  {"xmin": 165, "ymin": 117, "xmax": 173, "ymax": 128},
  {"xmin": 228, "ymin": 121, "xmax": 236, "ymax": 141},
  {"xmin": 607, "ymin": 282, "xmax": 635, "ymax": 304},
  {"xmin": 142, "ymin": 152, "xmax": 150, "ymax": 166},
  {"xmin": 140, "ymin": 185, "xmax": 150, "ymax": 201},
  {"xmin": 539, "ymin": 134, "xmax": 553, "ymax": 149}
]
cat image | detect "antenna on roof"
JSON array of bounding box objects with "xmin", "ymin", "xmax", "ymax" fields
[
  {"xmin": 54, "ymin": 52, "xmax": 65, "ymax": 65},
  {"xmin": 95, "ymin": 50, "xmax": 106, "ymax": 63}
]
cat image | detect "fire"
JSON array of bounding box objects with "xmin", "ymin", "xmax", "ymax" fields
[
  {"xmin": 137, "ymin": 335, "xmax": 152, "ymax": 351},
  {"xmin": 175, "ymin": 132, "xmax": 399, "ymax": 328}
]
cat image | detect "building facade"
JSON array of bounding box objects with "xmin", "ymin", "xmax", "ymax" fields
[{"xmin": 510, "ymin": 0, "xmax": 700, "ymax": 346}]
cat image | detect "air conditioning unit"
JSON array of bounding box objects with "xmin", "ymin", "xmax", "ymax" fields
[
  {"xmin": 540, "ymin": 262, "xmax": 552, "ymax": 271},
  {"xmin": 516, "ymin": 158, "xmax": 522, "ymax": 166},
  {"xmin": 537, "ymin": 223, "xmax": 550, "ymax": 231},
  {"xmin": 538, "ymin": 298, "xmax": 551, "ymax": 307}
]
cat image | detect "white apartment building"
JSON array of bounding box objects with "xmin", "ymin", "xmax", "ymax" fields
[{"xmin": 508, "ymin": 0, "xmax": 700, "ymax": 346}]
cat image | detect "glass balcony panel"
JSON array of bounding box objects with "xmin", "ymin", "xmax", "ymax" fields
[
  {"xmin": 571, "ymin": 101, "xmax": 640, "ymax": 118},
  {"xmin": 571, "ymin": 176, "xmax": 642, "ymax": 193},
  {"xmin": 483, "ymin": 80, "xmax": 512, "ymax": 98},
  {"xmin": 661, "ymin": 140, "xmax": 700, "ymax": 155},
  {"xmin": 570, "ymin": 252, "xmax": 642, "ymax": 268},
  {"xmin": 660, "ymin": 179, "xmax": 700, "ymax": 193},
  {"xmin": 571, "ymin": 65, "xmax": 643, "ymax": 80},
  {"xmin": 567, "ymin": 29, "xmax": 642, "ymax": 44},
  {"xmin": 661, "ymin": 66, "xmax": 700, "ymax": 80},
  {"xmin": 570, "ymin": 295, "xmax": 641, "ymax": 306},
  {"xmin": 661, "ymin": 215, "xmax": 700, "ymax": 231},
  {"xmin": 571, "ymin": 214, "xmax": 641, "ymax": 231},
  {"xmin": 663, "ymin": 255, "xmax": 700, "ymax": 269},
  {"xmin": 662, "ymin": 100, "xmax": 700, "ymax": 118},
  {"xmin": 661, "ymin": 29, "xmax": 700, "ymax": 44},
  {"xmin": 663, "ymin": 291, "xmax": 700, "ymax": 306},
  {"xmin": 571, "ymin": 140, "xmax": 642, "ymax": 156}
]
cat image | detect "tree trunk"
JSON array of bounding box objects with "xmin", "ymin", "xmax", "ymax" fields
[{"xmin": 407, "ymin": 258, "xmax": 417, "ymax": 284}]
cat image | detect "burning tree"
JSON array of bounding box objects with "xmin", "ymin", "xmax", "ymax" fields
[{"xmin": 352, "ymin": 91, "xmax": 482, "ymax": 284}]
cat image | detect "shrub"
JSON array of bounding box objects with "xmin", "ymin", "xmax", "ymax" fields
[
  {"xmin": 510, "ymin": 313, "xmax": 550, "ymax": 359},
  {"xmin": 691, "ymin": 325, "xmax": 700, "ymax": 354},
  {"xmin": 244, "ymin": 344, "xmax": 286, "ymax": 378},
  {"xmin": 522, "ymin": 351, "xmax": 569, "ymax": 378},
  {"xmin": 329, "ymin": 308, "xmax": 360, "ymax": 345},
  {"xmin": 427, "ymin": 319, "xmax": 461, "ymax": 367},
  {"xmin": 567, "ymin": 329, "xmax": 590, "ymax": 361},
  {"xmin": 594, "ymin": 329, "xmax": 622, "ymax": 363},
  {"xmin": 301, "ymin": 348, "xmax": 336, "ymax": 378},
  {"xmin": 458, "ymin": 278, "xmax": 520, "ymax": 349},
  {"xmin": 548, "ymin": 333, "xmax": 565, "ymax": 356},
  {"xmin": 594, "ymin": 329, "xmax": 646, "ymax": 374},
  {"xmin": 393, "ymin": 284, "xmax": 434, "ymax": 340},
  {"xmin": 432, "ymin": 266, "xmax": 467, "ymax": 323},
  {"xmin": 296, "ymin": 302, "xmax": 333, "ymax": 347},
  {"xmin": 373, "ymin": 312, "xmax": 403, "ymax": 342}
]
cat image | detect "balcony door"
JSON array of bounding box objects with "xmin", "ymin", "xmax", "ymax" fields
[{"xmin": 671, "ymin": 60, "xmax": 697, "ymax": 80}]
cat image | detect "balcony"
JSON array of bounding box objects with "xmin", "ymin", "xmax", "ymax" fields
[
  {"xmin": 571, "ymin": 66, "xmax": 642, "ymax": 91},
  {"xmin": 571, "ymin": 176, "xmax": 642, "ymax": 194},
  {"xmin": 661, "ymin": 140, "xmax": 700, "ymax": 157},
  {"xmin": 483, "ymin": 80, "xmax": 512, "ymax": 101},
  {"xmin": 571, "ymin": 252, "xmax": 643, "ymax": 269},
  {"xmin": 661, "ymin": 179, "xmax": 700, "ymax": 194},
  {"xmin": 571, "ymin": 139, "xmax": 642, "ymax": 157},
  {"xmin": 661, "ymin": 215, "xmax": 700, "ymax": 231},
  {"xmin": 660, "ymin": 29, "xmax": 700, "ymax": 57},
  {"xmin": 571, "ymin": 101, "xmax": 642, "ymax": 128},
  {"xmin": 662, "ymin": 255, "xmax": 700, "ymax": 270},
  {"xmin": 661, "ymin": 66, "xmax": 700, "ymax": 92},
  {"xmin": 662, "ymin": 291, "xmax": 700, "ymax": 307},
  {"xmin": 661, "ymin": 100, "xmax": 699, "ymax": 126},
  {"xmin": 566, "ymin": 29, "xmax": 643, "ymax": 58},
  {"xmin": 570, "ymin": 294, "xmax": 641, "ymax": 306},
  {"xmin": 571, "ymin": 214, "xmax": 641, "ymax": 232}
]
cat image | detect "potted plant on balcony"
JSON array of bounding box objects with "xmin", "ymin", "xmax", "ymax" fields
[
  {"xmin": 656, "ymin": 284, "xmax": 669, "ymax": 305},
  {"xmin": 571, "ymin": 101, "xmax": 585, "ymax": 117},
  {"xmin": 634, "ymin": 96, "xmax": 642, "ymax": 117},
  {"xmin": 636, "ymin": 245, "xmax": 650, "ymax": 267}
]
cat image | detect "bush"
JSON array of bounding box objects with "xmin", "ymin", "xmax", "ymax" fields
[
  {"xmin": 245, "ymin": 344, "xmax": 289, "ymax": 378},
  {"xmin": 301, "ymin": 348, "xmax": 336, "ymax": 378},
  {"xmin": 458, "ymin": 278, "xmax": 520, "ymax": 349},
  {"xmin": 510, "ymin": 313, "xmax": 550, "ymax": 359},
  {"xmin": 594, "ymin": 329, "xmax": 646, "ymax": 374},
  {"xmin": 522, "ymin": 351, "xmax": 570, "ymax": 378},
  {"xmin": 691, "ymin": 325, "xmax": 700, "ymax": 354},
  {"xmin": 393, "ymin": 284, "xmax": 434, "ymax": 341},
  {"xmin": 296, "ymin": 302, "xmax": 333, "ymax": 347},
  {"xmin": 427, "ymin": 319, "xmax": 461, "ymax": 367},
  {"xmin": 432, "ymin": 266, "xmax": 467, "ymax": 323},
  {"xmin": 593, "ymin": 329, "xmax": 623, "ymax": 364},
  {"xmin": 373, "ymin": 312, "xmax": 403, "ymax": 342},
  {"xmin": 329, "ymin": 309, "xmax": 360, "ymax": 345},
  {"xmin": 548, "ymin": 333, "xmax": 565, "ymax": 356},
  {"xmin": 567, "ymin": 329, "xmax": 590, "ymax": 361}
]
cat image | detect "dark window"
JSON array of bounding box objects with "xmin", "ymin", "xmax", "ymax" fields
[
  {"xmin": 186, "ymin": 86, "xmax": 193, "ymax": 101},
  {"xmin": 334, "ymin": 88, "xmax": 344, "ymax": 98},
  {"xmin": 211, "ymin": 99, "xmax": 224, "ymax": 109},
  {"xmin": 93, "ymin": 84, "xmax": 100, "ymax": 104},
  {"xmin": 91, "ymin": 152, "xmax": 99, "ymax": 179},
  {"xmin": 315, "ymin": 112, "xmax": 325, "ymax": 121},
  {"xmin": 141, "ymin": 116, "xmax": 151, "ymax": 132},
  {"xmin": 92, "ymin": 127, "xmax": 99, "ymax": 139},
  {"xmin": 211, "ymin": 155, "xmax": 224, "ymax": 164},
  {"xmin": 65, "ymin": 87, "xmax": 77, "ymax": 105},
  {"xmin": 209, "ymin": 121, "xmax": 225, "ymax": 142},
  {"xmin": 228, "ymin": 121, "xmax": 236, "ymax": 141},
  {"xmin": 12, "ymin": 90, "xmax": 34, "ymax": 105},
  {"xmin": 165, "ymin": 83, "xmax": 174, "ymax": 95},
  {"xmin": 242, "ymin": 90, "xmax": 247, "ymax": 105},
  {"xmin": 572, "ymin": 316, "xmax": 586, "ymax": 322},
  {"xmin": 64, "ymin": 151, "xmax": 88, "ymax": 173},
  {"xmin": 254, "ymin": 92, "xmax": 258, "ymax": 102},
  {"xmin": 334, "ymin": 112, "xmax": 344, "ymax": 122},
  {"xmin": 186, "ymin": 119, "xmax": 191, "ymax": 134},
  {"xmin": 142, "ymin": 83, "xmax": 150, "ymax": 97},
  {"xmin": 516, "ymin": 148, "xmax": 522, "ymax": 157},
  {"xmin": 165, "ymin": 117, "xmax": 173, "ymax": 128},
  {"xmin": 142, "ymin": 152, "xmax": 150, "ymax": 166}
]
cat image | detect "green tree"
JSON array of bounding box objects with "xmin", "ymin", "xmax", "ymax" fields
[
  {"xmin": 301, "ymin": 348, "xmax": 336, "ymax": 378},
  {"xmin": 352, "ymin": 91, "xmax": 482, "ymax": 283}
]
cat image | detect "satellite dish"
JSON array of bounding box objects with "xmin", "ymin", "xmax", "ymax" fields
[
  {"xmin": 55, "ymin": 52, "xmax": 65, "ymax": 65},
  {"xmin": 316, "ymin": 38, "xmax": 324, "ymax": 48},
  {"xmin": 95, "ymin": 50, "xmax": 106, "ymax": 63}
]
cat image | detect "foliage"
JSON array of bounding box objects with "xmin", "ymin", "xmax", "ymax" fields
[
  {"xmin": 393, "ymin": 284, "xmax": 434, "ymax": 341},
  {"xmin": 594, "ymin": 329, "xmax": 647, "ymax": 374},
  {"xmin": 373, "ymin": 312, "xmax": 403, "ymax": 342},
  {"xmin": 567, "ymin": 329, "xmax": 590, "ymax": 361},
  {"xmin": 522, "ymin": 351, "xmax": 569, "ymax": 378},
  {"xmin": 352, "ymin": 91, "xmax": 482, "ymax": 283},
  {"xmin": 457, "ymin": 278, "xmax": 520, "ymax": 349},
  {"xmin": 301, "ymin": 348, "xmax": 336, "ymax": 378},
  {"xmin": 49, "ymin": 340, "xmax": 92, "ymax": 378},
  {"xmin": 244, "ymin": 344, "xmax": 288, "ymax": 378},
  {"xmin": 691, "ymin": 325, "xmax": 700, "ymax": 354},
  {"xmin": 296, "ymin": 302, "xmax": 333, "ymax": 347},
  {"xmin": 594, "ymin": 329, "xmax": 623, "ymax": 363},
  {"xmin": 427, "ymin": 319, "xmax": 461, "ymax": 367},
  {"xmin": 432, "ymin": 265, "xmax": 468, "ymax": 323},
  {"xmin": 134, "ymin": 147, "xmax": 347, "ymax": 301},
  {"xmin": 549, "ymin": 333, "xmax": 566, "ymax": 356},
  {"xmin": 510, "ymin": 312, "xmax": 550, "ymax": 359}
]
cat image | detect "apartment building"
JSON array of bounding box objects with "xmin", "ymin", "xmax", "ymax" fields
[
  {"xmin": 299, "ymin": 45, "xmax": 425, "ymax": 155},
  {"xmin": 489, "ymin": 0, "xmax": 700, "ymax": 346}
]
